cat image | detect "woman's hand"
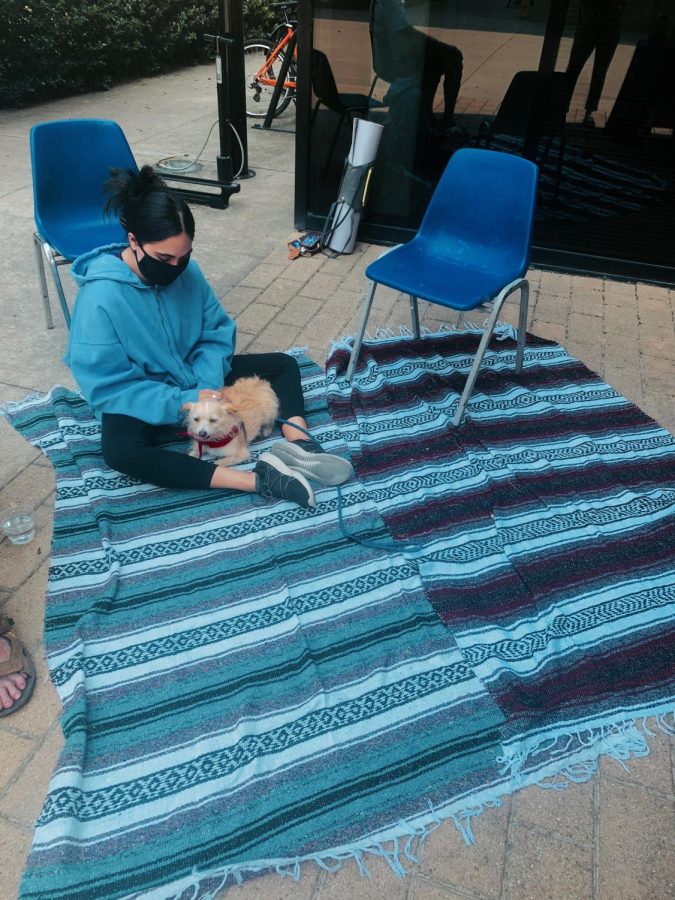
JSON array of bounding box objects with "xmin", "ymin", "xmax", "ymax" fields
[
  {"xmin": 182, "ymin": 388, "xmax": 224, "ymax": 413},
  {"xmin": 198, "ymin": 388, "xmax": 224, "ymax": 402}
]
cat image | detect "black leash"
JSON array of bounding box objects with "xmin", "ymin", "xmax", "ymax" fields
[{"xmin": 277, "ymin": 417, "xmax": 425, "ymax": 554}]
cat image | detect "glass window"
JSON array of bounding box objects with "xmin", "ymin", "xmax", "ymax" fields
[{"xmin": 298, "ymin": 0, "xmax": 675, "ymax": 283}]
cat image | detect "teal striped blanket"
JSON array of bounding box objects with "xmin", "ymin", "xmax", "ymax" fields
[{"xmin": 6, "ymin": 356, "xmax": 506, "ymax": 900}]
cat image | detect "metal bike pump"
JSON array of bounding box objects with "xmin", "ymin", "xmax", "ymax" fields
[
  {"xmin": 160, "ymin": 0, "xmax": 250, "ymax": 206},
  {"xmin": 211, "ymin": 34, "xmax": 235, "ymax": 183},
  {"xmin": 218, "ymin": 0, "xmax": 253, "ymax": 178},
  {"xmin": 161, "ymin": 19, "xmax": 242, "ymax": 209}
]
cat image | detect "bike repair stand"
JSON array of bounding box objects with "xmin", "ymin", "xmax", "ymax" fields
[
  {"xmin": 252, "ymin": 29, "xmax": 297, "ymax": 135},
  {"xmin": 160, "ymin": 0, "xmax": 254, "ymax": 208}
]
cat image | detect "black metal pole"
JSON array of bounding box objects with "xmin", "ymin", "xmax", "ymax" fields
[
  {"xmin": 260, "ymin": 29, "xmax": 296, "ymax": 129},
  {"xmin": 212, "ymin": 34, "xmax": 235, "ymax": 182},
  {"xmin": 220, "ymin": 0, "xmax": 251, "ymax": 177}
]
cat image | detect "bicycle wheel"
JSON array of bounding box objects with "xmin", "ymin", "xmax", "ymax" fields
[{"xmin": 244, "ymin": 39, "xmax": 295, "ymax": 118}]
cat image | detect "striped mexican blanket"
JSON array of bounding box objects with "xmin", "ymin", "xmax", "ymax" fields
[
  {"xmin": 326, "ymin": 330, "xmax": 675, "ymax": 786},
  {"xmin": 6, "ymin": 356, "xmax": 506, "ymax": 900}
]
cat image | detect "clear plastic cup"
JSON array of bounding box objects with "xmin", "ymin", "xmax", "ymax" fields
[{"xmin": 0, "ymin": 504, "xmax": 36, "ymax": 545}]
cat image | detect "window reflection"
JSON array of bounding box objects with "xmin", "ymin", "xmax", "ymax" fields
[{"xmin": 304, "ymin": 0, "xmax": 675, "ymax": 281}]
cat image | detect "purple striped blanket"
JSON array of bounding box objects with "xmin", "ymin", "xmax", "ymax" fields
[{"xmin": 326, "ymin": 330, "xmax": 675, "ymax": 786}]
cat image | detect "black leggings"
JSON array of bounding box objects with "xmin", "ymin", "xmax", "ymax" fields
[{"xmin": 101, "ymin": 353, "xmax": 306, "ymax": 490}]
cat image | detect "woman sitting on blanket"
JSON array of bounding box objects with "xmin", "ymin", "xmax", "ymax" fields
[{"xmin": 65, "ymin": 165, "xmax": 352, "ymax": 509}]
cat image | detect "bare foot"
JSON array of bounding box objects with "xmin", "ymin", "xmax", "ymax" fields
[{"xmin": 0, "ymin": 636, "xmax": 28, "ymax": 711}]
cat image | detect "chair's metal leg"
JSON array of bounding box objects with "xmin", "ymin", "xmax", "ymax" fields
[
  {"xmin": 33, "ymin": 233, "xmax": 54, "ymax": 329},
  {"xmin": 452, "ymin": 278, "xmax": 524, "ymax": 427},
  {"xmin": 515, "ymin": 279, "xmax": 530, "ymax": 374},
  {"xmin": 43, "ymin": 243, "xmax": 72, "ymax": 329},
  {"xmin": 409, "ymin": 295, "xmax": 420, "ymax": 338},
  {"xmin": 346, "ymin": 280, "xmax": 378, "ymax": 382}
]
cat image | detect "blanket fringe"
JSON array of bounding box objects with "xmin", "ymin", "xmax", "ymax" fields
[
  {"xmin": 132, "ymin": 710, "xmax": 674, "ymax": 899},
  {"xmin": 0, "ymin": 389, "xmax": 51, "ymax": 416},
  {"xmin": 498, "ymin": 710, "xmax": 675, "ymax": 793},
  {"xmin": 130, "ymin": 808, "xmax": 459, "ymax": 899},
  {"xmin": 329, "ymin": 320, "xmax": 517, "ymax": 357},
  {"xmin": 0, "ymin": 385, "xmax": 89, "ymax": 419}
]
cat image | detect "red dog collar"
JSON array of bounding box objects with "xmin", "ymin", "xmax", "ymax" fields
[{"xmin": 189, "ymin": 426, "xmax": 240, "ymax": 459}]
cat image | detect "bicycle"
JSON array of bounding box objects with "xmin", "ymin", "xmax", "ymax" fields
[{"xmin": 244, "ymin": 2, "xmax": 298, "ymax": 118}]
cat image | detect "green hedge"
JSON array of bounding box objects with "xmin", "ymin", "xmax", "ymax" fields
[{"xmin": 0, "ymin": 0, "xmax": 276, "ymax": 107}]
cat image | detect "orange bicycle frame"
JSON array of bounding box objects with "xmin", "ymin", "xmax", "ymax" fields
[{"xmin": 255, "ymin": 25, "xmax": 297, "ymax": 90}]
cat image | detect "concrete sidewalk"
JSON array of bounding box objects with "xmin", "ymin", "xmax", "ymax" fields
[{"xmin": 0, "ymin": 62, "xmax": 674, "ymax": 900}]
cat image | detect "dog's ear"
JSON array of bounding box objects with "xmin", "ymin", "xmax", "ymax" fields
[
  {"xmin": 221, "ymin": 400, "xmax": 239, "ymax": 415},
  {"xmin": 181, "ymin": 402, "xmax": 195, "ymax": 417}
]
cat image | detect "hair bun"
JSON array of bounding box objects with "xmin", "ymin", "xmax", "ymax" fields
[
  {"xmin": 104, "ymin": 164, "xmax": 194, "ymax": 243},
  {"xmin": 134, "ymin": 165, "xmax": 166, "ymax": 197},
  {"xmin": 104, "ymin": 165, "xmax": 167, "ymax": 218}
]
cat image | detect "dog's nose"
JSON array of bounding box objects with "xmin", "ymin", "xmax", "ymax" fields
[{"xmin": 198, "ymin": 429, "xmax": 208, "ymax": 439}]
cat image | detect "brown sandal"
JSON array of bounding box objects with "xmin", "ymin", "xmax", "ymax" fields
[{"xmin": 0, "ymin": 616, "xmax": 36, "ymax": 718}]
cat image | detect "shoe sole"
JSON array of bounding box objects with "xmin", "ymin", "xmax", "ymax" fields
[
  {"xmin": 258, "ymin": 452, "xmax": 316, "ymax": 508},
  {"xmin": 269, "ymin": 442, "xmax": 354, "ymax": 486}
]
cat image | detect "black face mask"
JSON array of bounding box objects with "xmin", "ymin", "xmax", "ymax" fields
[{"xmin": 135, "ymin": 243, "xmax": 191, "ymax": 286}]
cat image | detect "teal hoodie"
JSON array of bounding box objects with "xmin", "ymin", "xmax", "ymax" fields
[{"xmin": 65, "ymin": 244, "xmax": 236, "ymax": 425}]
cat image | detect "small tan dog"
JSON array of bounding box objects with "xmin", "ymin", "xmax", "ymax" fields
[{"xmin": 183, "ymin": 376, "xmax": 279, "ymax": 466}]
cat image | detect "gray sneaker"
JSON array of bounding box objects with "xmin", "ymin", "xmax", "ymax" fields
[
  {"xmin": 269, "ymin": 438, "xmax": 354, "ymax": 486},
  {"xmin": 254, "ymin": 453, "xmax": 315, "ymax": 509}
]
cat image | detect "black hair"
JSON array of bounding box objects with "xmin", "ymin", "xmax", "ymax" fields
[{"xmin": 104, "ymin": 164, "xmax": 195, "ymax": 243}]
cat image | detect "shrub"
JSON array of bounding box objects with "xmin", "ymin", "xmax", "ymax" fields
[
  {"xmin": 0, "ymin": 0, "xmax": 274, "ymax": 107},
  {"xmin": 243, "ymin": 0, "xmax": 276, "ymax": 37}
]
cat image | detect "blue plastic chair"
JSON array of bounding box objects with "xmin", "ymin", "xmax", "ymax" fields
[
  {"xmin": 30, "ymin": 119, "xmax": 138, "ymax": 329},
  {"xmin": 346, "ymin": 148, "xmax": 539, "ymax": 426}
]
